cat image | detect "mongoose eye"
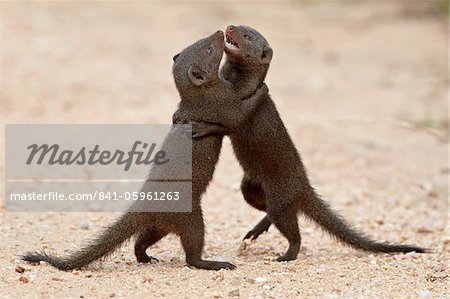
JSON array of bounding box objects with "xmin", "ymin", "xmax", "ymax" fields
[
  {"xmin": 207, "ymin": 46, "xmax": 213, "ymax": 54},
  {"xmin": 244, "ymin": 34, "xmax": 251, "ymax": 40}
]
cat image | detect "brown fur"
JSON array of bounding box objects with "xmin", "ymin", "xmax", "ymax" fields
[
  {"xmin": 192, "ymin": 25, "xmax": 426, "ymax": 261},
  {"xmin": 21, "ymin": 31, "xmax": 268, "ymax": 271}
]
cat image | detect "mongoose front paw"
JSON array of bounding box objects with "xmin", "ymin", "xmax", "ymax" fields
[
  {"xmin": 220, "ymin": 262, "xmax": 237, "ymax": 270},
  {"xmin": 191, "ymin": 121, "xmax": 210, "ymax": 139},
  {"xmin": 256, "ymin": 82, "xmax": 269, "ymax": 95},
  {"xmin": 187, "ymin": 259, "xmax": 237, "ymax": 270},
  {"xmin": 191, "ymin": 121, "xmax": 227, "ymax": 138},
  {"xmin": 276, "ymin": 255, "xmax": 297, "ymax": 262}
]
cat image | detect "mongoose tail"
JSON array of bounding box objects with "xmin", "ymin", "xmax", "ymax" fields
[
  {"xmin": 21, "ymin": 213, "xmax": 141, "ymax": 270},
  {"xmin": 302, "ymin": 193, "xmax": 426, "ymax": 253}
]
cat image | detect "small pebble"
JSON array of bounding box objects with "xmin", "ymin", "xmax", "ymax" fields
[
  {"xmin": 434, "ymin": 264, "xmax": 446, "ymax": 272},
  {"xmin": 238, "ymin": 242, "xmax": 247, "ymax": 252},
  {"xmin": 212, "ymin": 272, "xmax": 224, "ymax": 281},
  {"xmin": 254, "ymin": 277, "xmax": 268, "ymax": 284},
  {"xmin": 15, "ymin": 266, "xmax": 25, "ymax": 273},
  {"xmin": 442, "ymin": 237, "xmax": 450, "ymax": 247},
  {"xmin": 79, "ymin": 221, "xmax": 90, "ymax": 230},
  {"xmin": 142, "ymin": 276, "xmax": 153, "ymax": 283},
  {"xmin": 418, "ymin": 289, "xmax": 431, "ymax": 297},
  {"xmin": 19, "ymin": 276, "xmax": 29, "ymax": 283},
  {"xmin": 228, "ymin": 289, "xmax": 240, "ymax": 297},
  {"xmin": 393, "ymin": 254, "xmax": 405, "ymax": 261},
  {"xmin": 405, "ymin": 251, "xmax": 416, "ymax": 259},
  {"xmin": 29, "ymin": 272, "xmax": 37, "ymax": 281},
  {"xmin": 419, "ymin": 181, "xmax": 432, "ymax": 192},
  {"xmin": 416, "ymin": 226, "xmax": 433, "ymax": 234}
]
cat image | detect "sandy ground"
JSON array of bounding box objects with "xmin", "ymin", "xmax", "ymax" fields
[{"xmin": 0, "ymin": 2, "xmax": 448, "ymax": 298}]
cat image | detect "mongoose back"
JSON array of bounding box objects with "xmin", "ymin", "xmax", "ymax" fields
[
  {"xmin": 193, "ymin": 25, "xmax": 425, "ymax": 261},
  {"xmin": 22, "ymin": 31, "xmax": 267, "ymax": 271}
]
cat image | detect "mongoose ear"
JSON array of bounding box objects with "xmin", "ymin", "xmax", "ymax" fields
[
  {"xmin": 188, "ymin": 65, "xmax": 207, "ymax": 86},
  {"xmin": 173, "ymin": 53, "xmax": 180, "ymax": 62},
  {"xmin": 261, "ymin": 47, "xmax": 273, "ymax": 64}
]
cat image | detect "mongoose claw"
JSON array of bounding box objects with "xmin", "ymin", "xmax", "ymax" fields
[
  {"xmin": 243, "ymin": 222, "xmax": 271, "ymax": 241},
  {"xmin": 137, "ymin": 255, "xmax": 159, "ymax": 264},
  {"xmin": 191, "ymin": 122, "xmax": 209, "ymax": 139}
]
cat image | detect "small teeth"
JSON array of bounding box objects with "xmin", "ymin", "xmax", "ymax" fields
[
  {"xmin": 225, "ymin": 35, "xmax": 238, "ymax": 49},
  {"xmin": 226, "ymin": 42, "xmax": 237, "ymax": 49}
]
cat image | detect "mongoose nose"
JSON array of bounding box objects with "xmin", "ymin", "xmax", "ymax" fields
[{"xmin": 227, "ymin": 25, "xmax": 235, "ymax": 32}]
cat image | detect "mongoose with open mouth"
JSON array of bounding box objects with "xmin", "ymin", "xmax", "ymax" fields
[{"xmin": 191, "ymin": 25, "xmax": 425, "ymax": 261}]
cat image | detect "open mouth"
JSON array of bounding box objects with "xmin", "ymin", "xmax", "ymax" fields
[{"xmin": 225, "ymin": 34, "xmax": 240, "ymax": 51}]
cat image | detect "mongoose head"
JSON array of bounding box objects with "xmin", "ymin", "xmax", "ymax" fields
[
  {"xmin": 172, "ymin": 31, "xmax": 225, "ymax": 91},
  {"xmin": 224, "ymin": 25, "xmax": 273, "ymax": 66}
]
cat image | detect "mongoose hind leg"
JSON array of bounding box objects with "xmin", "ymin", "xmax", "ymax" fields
[
  {"xmin": 266, "ymin": 199, "xmax": 301, "ymax": 262},
  {"xmin": 134, "ymin": 227, "xmax": 167, "ymax": 263},
  {"xmin": 181, "ymin": 208, "xmax": 236, "ymax": 270},
  {"xmin": 241, "ymin": 176, "xmax": 273, "ymax": 240},
  {"xmin": 241, "ymin": 175, "xmax": 267, "ymax": 211},
  {"xmin": 243, "ymin": 215, "xmax": 271, "ymax": 241}
]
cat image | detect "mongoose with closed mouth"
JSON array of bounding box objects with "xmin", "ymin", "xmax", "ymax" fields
[
  {"xmin": 21, "ymin": 30, "xmax": 268, "ymax": 271},
  {"xmin": 191, "ymin": 25, "xmax": 425, "ymax": 261}
]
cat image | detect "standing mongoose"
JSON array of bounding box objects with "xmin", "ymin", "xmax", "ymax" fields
[
  {"xmin": 191, "ymin": 25, "xmax": 425, "ymax": 262},
  {"xmin": 21, "ymin": 30, "xmax": 268, "ymax": 271},
  {"xmin": 131, "ymin": 34, "xmax": 271, "ymax": 265}
]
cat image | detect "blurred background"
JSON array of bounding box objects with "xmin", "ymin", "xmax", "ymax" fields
[{"xmin": 0, "ymin": 2, "xmax": 448, "ymax": 298}]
